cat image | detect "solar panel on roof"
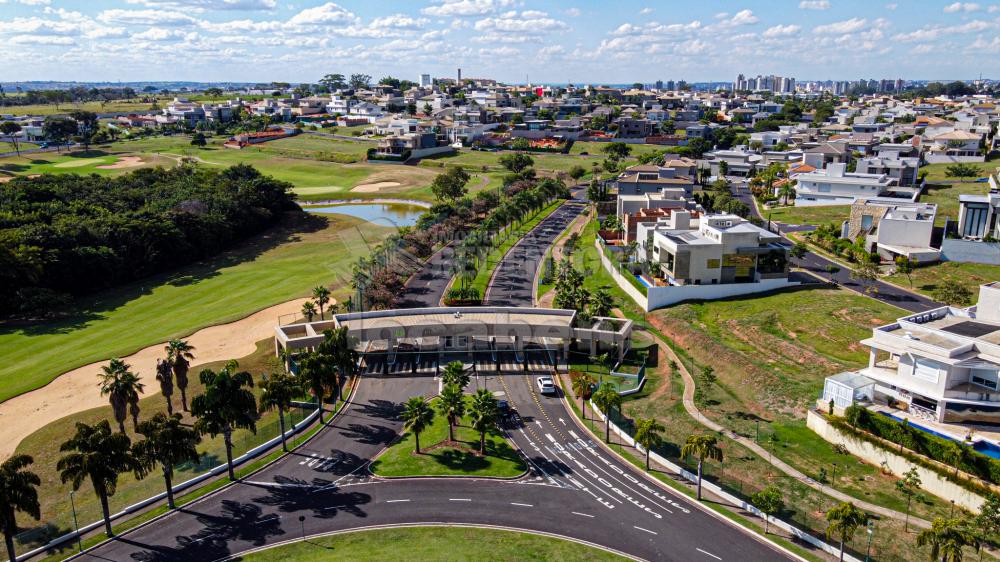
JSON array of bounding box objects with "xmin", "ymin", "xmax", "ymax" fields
[{"xmin": 942, "ymin": 321, "xmax": 1000, "ymax": 339}]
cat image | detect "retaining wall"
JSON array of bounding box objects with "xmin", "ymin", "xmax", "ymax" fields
[{"xmin": 941, "ymin": 239, "xmax": 1000, "ymax": 265}]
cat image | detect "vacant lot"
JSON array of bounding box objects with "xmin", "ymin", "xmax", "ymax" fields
[
  {"xmin": 920, "ymin": 180, "xmax": 990, "ymax": 224},
  {"xmin": 886, "ymin": 260, "xmax": 1000, "ymax": 298},
  {"xmin": 765, "ymin": 204, "xmax": 850, "ymax": 227},
  {"xmin": 0, "ymin": 214, "xmax": 391, "ymax": 403}
]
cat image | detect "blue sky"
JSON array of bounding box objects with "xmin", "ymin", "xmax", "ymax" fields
[{"xmin": 1, "ymin": 0, "xmax": 999, "ymax": 83}]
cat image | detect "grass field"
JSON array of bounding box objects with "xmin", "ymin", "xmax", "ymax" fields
[
  {"xmin": 0, "ymin": 214, "xmax": 392, "ymax": 403},
  {"xmin": 886, "ymin": 260, "xmax": 1000, "ymax": 298},
  {"xmin": 764, "ymin": 204, "xmax": 850, "ymax": 227},
  {"xmin": 0, "ymin": 149, "xmax": 174, "ymax": 177},
  {"xmin": 568, "ymin": 141, "xmax": 668, "ymax": 158},
  {"xmin": 0, "ymin": 99, "xmax": 164, "ymax": 116},
  {"xmin": 370, "ymin": 396, "xmax": 525, "ymax": 478},
  {"xmin": 921, "ymin": 160, "xmax": 998, "ymax": 181},
  {"xmin": 920, "ymin": 180, "xmax": 990, "ymax": 224},
  {"xmin": 0, "ymin": 141, "xmax": 39, "ymax": 153},
  {"xmin": 237, "ymin": 527, "xmax": 627, "ymax": 561},
  {"xmin": 13, "ymin": 339, "xmax": 318, "ymax": 548}
]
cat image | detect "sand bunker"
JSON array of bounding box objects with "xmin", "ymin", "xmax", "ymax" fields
[
  {"xmin": 53, "ymin": 158, "xmax": 107, "ymax": 168},
  {"xmin": 96, "ymin": 156, "xmax": 145, "ymax": 170},
  {"xmin": 0, "ymin": 297, "xmax": 316, "ymax": 458},
  {"xmin": 0, "ymin": 177, "xmax": 12, "ymax": 183},
  {"xmin": 351, "ymin": 181, "xmax": 401, "ymax": 193}
]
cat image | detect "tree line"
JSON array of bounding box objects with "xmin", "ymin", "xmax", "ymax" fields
[
  {"xmin": 0, "ymin": 87, "xmax": 142, "ymax": 108},
  {"xmin": 1, "ymin": 164, "xmax": 298, "ymax": 318}
]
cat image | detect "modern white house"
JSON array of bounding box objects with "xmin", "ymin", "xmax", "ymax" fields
[
  {"xmin": 822, "ymin": 283, "xmax": 1000, "ymax": 426},
  {"xmin": 845, "ymin": 199, "xmax": 940, "ymax": 263},
  {"xmin": 793, "ymin": 163, "xmax": 918, "ymax": 206}
]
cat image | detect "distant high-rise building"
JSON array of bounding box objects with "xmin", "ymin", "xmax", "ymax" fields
[
  {"xmin": 666, "ymin": 80, "xmax": 676, "ymax": 91},
  {"xmin": 655, "ymin": 80, "xmax": 663, "ymax": 90},
  {"xmin": 457, "ymin": 68, "xmax": 462, "ymax": 83},
  {"xmin": 419, "ymin": 73, "xmax": 432, "ymax": 88}
]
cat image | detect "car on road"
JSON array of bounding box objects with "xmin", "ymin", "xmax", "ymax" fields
[{"xmin": 536, "ymin": 376, "xmax": 556, "ymax": 395}]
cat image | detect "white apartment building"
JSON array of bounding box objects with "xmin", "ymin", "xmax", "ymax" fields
[
  {"xmin": 823, "ymin": 283, "xmax": 1000, "ymax": 426},
  {"xmin": 793, "ymin": 163, "xmax": 918, "ymax": 206}
]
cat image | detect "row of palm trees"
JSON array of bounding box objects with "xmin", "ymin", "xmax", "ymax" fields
[
  {"xmin": 300, "ymin": 286, "xmax": 333, "ymax": 322},
  {"xmin": 400, "ymin": 362, "xmax": 500, "ymax": 455}
]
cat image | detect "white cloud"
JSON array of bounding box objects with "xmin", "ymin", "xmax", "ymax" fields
[
  {"xmin": 706, "ymin": 9, "xmax": 758, "ymax": 30},
  {"xmin": 369, "ymin": 14, "xmax": 429, "ymax": 29},
  {"xmin": 990, "ymin": 5, "xmax": 999, "ymax": 12},
  {"xmin": 885, "ymin": 3, "xmax": 898, "ymax": 9},
  {"xmin": 10, "ymin": 34, "xmax": 74, "ymax": 44},
  {"xmin": 18, "ymin": 0, "xmax": 52, "ymax": 6},
  {"xmin": 422, "ymin": 0, "xmax": 513, "ymax": 17},
  {"xmin": 969, "ymin": 34, "xmax": 1000, "ymax": 51},
  {"xmin": 124, "ymin": 0, "xmax": 276, "ymax": 9},
  {"xmin": 799, "ymin": 0, "xmax": 830, "ymax": 9},
  {"xmin": 763, "ymin": 24, "xmax": 801, "ymax": 37},
  {"xmin": 813, "ymin": 17, "xmax": 868, "ymax": 34},
  {"xmin": 474, "ymin": 11, "xmax": 568, "ymax": 33},
  {"xmin": 538, "ymin": 44, "xmax": 564, "ymax": 56},
  {"xmin": 892, "ymin": 20, "xmax": 994, "ymax": 41},
  {"xmin": 287, "ymin": 2, "xmax": 357, "ymax": 26},
  {"xmin": 912, "ymin": 44, "xmax": 934, "ymax": 54},
  {"xmin": 639, "ymin": 7, "xmax": 653, "ymax": 15},
  {"xmin": 479, "ymin": 45, "xmax": 518, "ymax": 57},
  {"xmin": 132, "ymin": 27, "xmax": 195, "ymax": 41},
  {"xmin": 943, "ymin": 2, "xmax": 980, "ymax": 12},
  {"xmin": 563, "ymin": 8, "xmax": 580, "ymax": 17},
  {"xmin": 98, "ymin": 9, "xmax": 197, "ymax": 26}
]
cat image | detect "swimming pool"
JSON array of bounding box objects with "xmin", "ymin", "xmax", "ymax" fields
[
  {"xmin": 636, "ymin": 275, "xmax": 652, "ymax": 288},
  {"xmin": 879, "ymin": 411, "xmax": 1000, "ymax": 460}
]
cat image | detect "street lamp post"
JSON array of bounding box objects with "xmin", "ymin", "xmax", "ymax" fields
[
  {"xmin": 70, "ymin": 490, "xmax": 82, "ymax": 552},
  {"xmin": 865, "ymin": 522, "xmax": 875, "ymax": 562},
  {"xmin": 831, "ymin": 463, "xmax": 838, "ymax": 487}
]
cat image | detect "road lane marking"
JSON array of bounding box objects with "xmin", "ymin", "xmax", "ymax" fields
[
  {"xmin": 572, "ymin": 511, "xmax": 594, "ymax": 518},
  {"xmin": 633, "ymin": 526, "xmax": 657, "ymax": 535},
  {"xmin": 510, "ymin": 502, "xmax": 533, "ymax": 507},
  {"xmin": 385, "ymin": 499, "xmax": 410, "ymax": 503},
  {"xmin": 697, "ymin": 548, "xmax": 722, "ymax": 560},
  {"xmin": 449, "ymin": 498, "xmax": 471, "ymax": 502}
]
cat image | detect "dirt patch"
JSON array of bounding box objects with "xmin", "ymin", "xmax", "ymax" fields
[
  {"xmin": 0, "ymin": 297, "xmax": 318, "ymax": 458},
  {"xmin": 96, "ymin": 155, "xmax": 145, "ymax": 170},
  {"xmin": 351, "ymin": 181, "xmax": 401, "ymax": 193},
  {"xmin": 418, "ymin": 439, "xmax": 483, "ymax": 456}
]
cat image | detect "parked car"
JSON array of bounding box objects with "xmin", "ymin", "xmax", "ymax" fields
[{"xmin": 536, "ymin": 376, "xmax": 556, "ymax": 396}]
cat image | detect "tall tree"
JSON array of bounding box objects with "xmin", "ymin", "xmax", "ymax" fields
[
  {"xmin": 259, "ymin": 370, "xmax": 302, "ymax": 452},
  {"xmin": 468, "ymin": 388, "xmax": 498, "ymax": 454},
  {"xmin": 437, "ymin": 385, "xmax": 466, "ymax": 443},
  {"xmin": 312, "ymin": 286, "xmax": 331, "ymax": 319},
  {"xmin": 634, "ymin": 418, "xmax": 666, "ymax": 471},
  {"xmin": 301, "ymin": 300, "xmax": 318, "ymax": 322},
  {"xmin": 402, "ymin": 396, "xmax": 434, "ymax": 454},
  {"xmin": 319, "ymin": 326, "xmax": 357, "ymax": 402},
  {"xmin": 98, "ymin": 358, "xmax": 145, "ymax": 433},
  {"xmin": 592, "ymin": 384, "xmax": 623, "ymax": 444},
  {"xmin": 917, "ymin": 517, "xmax": 980, "ymax": 562},
  {"xmin": 134, "ymin": 413, "xmax": 201, "ymax": 509},
  {"xmin": 299, "ymin": 352, "xmax": 336, "ymax": 424},
  {"xmin": 0, "ymin": 455, "xmax": 41, "ymax": 562},
  {"xmin": 42, "ymin": 116, "xmax": 78, "ymax": 152},
  {"xmin": 166, "ymin": 339, "xmax": 196, "ymax": 412},
  {"xmin": 825, "ymin": 502, "xmax": 869, "ymax": 562},
  {"xmin": 589, "ymin": 288, "xmax": 614, "ymax": 318},
  {"xmin": 155, "ymin": 358, "xmax": 175, "ymax": 416},
  {"xmin": 0, "ymin": 121, "xmax": 22, "ymax": 156},
  {"xmin": 69, "ymin": 110, "xmax": 98, "ymax": 150},
  {"xmin": 430, "ymin": 167, "xmax": 471, "ymax": 202},
  {"xmin": 191, "ymin": 362, "xmax": 258, "ymax": 481},
  {"xmin": 57, "ymin": 421, "xmax": 144, "ymax": 537},
  {"xmin": 319, "ymin": 73, "xmax": 347, "ymax": 91},
  {"xmin": 680, "ymin": 434, "xmax": 724, "ymax": 501},
  {"xmin": 441, "ymin": 361, "xmax": 470, "ymax": 391},
  {"xmin": 349, "ymin": 73, "xmax": 372, "ymax": 90},
  {"xmin": 571, "ymin": 372, "xmax": 595, "ymax": 417}
]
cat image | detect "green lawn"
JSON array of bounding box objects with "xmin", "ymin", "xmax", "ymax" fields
[
  {"xmin": 920, "ymin": 181, "xmax": 991, "ymax": 224},
  {"xmin": 0, "ymin": 99, "xmax": 166, "ymax": 116},
  {"xmin": 13, "ymin": 339, "xmax": 320, "ymax": 548},
  {"xmin": 370, "ymin": 396, "xmax": 525, "ymax": 478},
  {"xmin": 0, "ymin": 148, "xmax": 175, "ymax": 177},
  {"xmin": 764, "ymin": 204, "xmax": 850, "ymax": 227},
  {"xmin": 0, "ymin": 214, "xmax": 392, "ymax": 403},
  {"xmin": 468, "ymin": 200, "xmax": 564, "ymax": 297},
  {"xmin": 921, "ymin": 160, "xmax": 998, "ymax": 181},
  {"xmin": 0, "ymin": 141, "xmax": 39, "ymax": 153},
  {"xmin": 238, "ymin": 526, "xmax": 627, "ymax": 561},
  {"xmin": 886, "ymin": 260, "xmax": 1000, "ymax": 298}
]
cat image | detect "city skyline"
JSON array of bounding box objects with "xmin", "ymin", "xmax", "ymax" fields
[{"xmin": 0, "ymin": 0, "xmax": 999, "ymax": 83}]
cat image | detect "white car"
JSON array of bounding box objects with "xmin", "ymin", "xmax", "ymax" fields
[{"xmin": 536, "ymin": 376, "xmax": 556, "ymax": 395}]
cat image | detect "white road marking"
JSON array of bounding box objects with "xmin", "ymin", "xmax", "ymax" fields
[
  {"xmin": 571, "ymin": 511, "xmax": 594, "ymax": 518},
  {"xmin": 634, "ymin": 526, "xmax": 657, "ymax": 535},
  {"xmin": 510, "ymin": 502, "xmax": 533, "ymax": 507},
  {"xmin": 697, "ymin": 548, "xmax": 722, "ymax": 560},
  {"xmin": 449, "ymin": 498, "xmax": 472, "ymax": 502},
  {"xmin": 558, "ymin": 418, "xmax": 566, "ymax": 425},
  {"xmin": 569, "ymin": 430, "xmax": 580, "ymax": 439},
  {"xmin": 385, "ymin": 499, "xmax": 410, "ymax": 503}
]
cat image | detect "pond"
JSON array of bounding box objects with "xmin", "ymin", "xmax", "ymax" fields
[{"xmin": 305, "ymin": 202, "xmax": 426, "ymax": 228}]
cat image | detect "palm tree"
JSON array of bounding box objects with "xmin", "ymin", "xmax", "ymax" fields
[
  {"xmin": 166, "ymin": 339, "xmax": 195, "ymax": 412},
  {"xmin": 592, "ymin": 384, "xmax": 623, "ymax": 444},
  {"xmin": 312, "ymin": 286, "xmax": 331, "ymax": 319},
  {"xmin": 299, "ymin": 352, "xmax": 336, "ymax": 424},
  {"xmin": 98, "ymin": 358, "xmax": 145, "ymax": 433},
  {"xmin": 259, "ymin": 371, "xmax": 302, "ymax": 452},
  {"xmin": 134, "ymin": 413, "xmax": 201, "ymax": 509},
  {"xmin": 917, "ymin": 517, "xmax": 980, "ymax": 562},
  {"xmin": 469, "ymin": 389, "xmax": 498, "ymax": 455},
  {"xmin": 301, "ymin": 301, "xmax": 318, "ymax": 322},
  {"xmin": 57, "ymin": 420, "xmax": 144, "ymax": 537},
  {"xmin": 571, "ymin": 373, "xmax": 595, "ymax": 418},
  {"xmin": 437, "ymin": 385, "xmax": 466, "ymax": 443},
  {"xmin": 155, "ymin": 358, "xmax": 175, "ymax": 416},
  {"xmin": 589, "ymin": 288, "xmax": 614, "ymax": 317},
  {"xmin": 825, "ymin": 502, "xmax": 869, "ymax": 562},
  {"xmin": 402, "ymin": 396, "xmax": 434, "ymax": 454},
  {"xmin": 320, "ymin": 327, "xmax": 358, "ymax": 402},
  {"xmin": 680, "ymin": 434, "xmax": 724, "ymax": 501},
  {"xmin": 0, "ymin": 455, "xmax": 41, "ymax": 562},
  {"xmin": 634, "ymin": 418, "xmax": 666, "ymax": 471},
  {"xmin": 191, "ymin": 362, "xmax": 258, "ymax": 481},
  {"xmin": 441, "ymin": 361, "xmax": 470, "ymax": 390}
]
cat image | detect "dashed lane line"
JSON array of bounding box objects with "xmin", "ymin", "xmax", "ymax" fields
[
  {"xmin": 633, "ymin": 526, "xmax": 657, "ymax": 535},
  {"xmin": 385, "ymin": 499, "xmax": 410, "ymax": 503},
  {"xmin": 572, "ymin": 511, "xmax": 594, "ymax": 518},
  {"xmin": 697, "ymin": 548, "xmax": 722, "ymax": 560},
  {"xmin": 511, "ymin": 502, "xmax": 533, "ymax": 507}
]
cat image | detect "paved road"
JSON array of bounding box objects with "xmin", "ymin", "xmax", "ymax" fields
[
  {"xmin": 732, "ymin": 182, "xmax": 941, "ymax": 313},
  {"xmin": 484, "ymin": 201, "xmax": 586, "ymax": 307},
  {"xmin": 397, "ymin": 243, "xmax": 456, "ymax": 308}
]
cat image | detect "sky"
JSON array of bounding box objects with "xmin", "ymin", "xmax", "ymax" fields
[{"xmin": 1, "ymin": 0, "xmax": 999, "ymax": 84}]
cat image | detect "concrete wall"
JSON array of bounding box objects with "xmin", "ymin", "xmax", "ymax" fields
[
  {"xmin": 925, "ymin": 154, "xmax": 986, "ymax": 164},
  {"xmin": 596, "ymin": 239, "xmax": 649, "ymax": 310},
  {"xmin": 941, "ymin": 239, "xmax": 1000, "ymax": 265},
  {"xmin": 807, "ymin": 410, "xmax": 986, "ymax": 512}
]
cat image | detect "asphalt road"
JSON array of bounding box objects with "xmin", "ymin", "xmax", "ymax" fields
[
  {"xmin": 731, "ymin": 181, "xmax": 942, "ymax": 313},
  {"xmin": 397, "ymin": 243, "xmax": 456, "ymax": 308},
  {"xmin": 484, "ymin": 201, "xmax": 586, "ymax": 307}
]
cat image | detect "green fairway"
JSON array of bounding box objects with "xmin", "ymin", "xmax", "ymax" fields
[
  {"xmin": 0, "ymin": 149, "xmax": 175, "ymax": 177},
  {"xmin": 764, "ymin": 204, "xmax": 850, "ymax": 227},
  {"xmin": 0, "ymin": 214, "xmax": 392, "ymax": 403},
  {"xmin": 370, "ymin": 396, "xmax": 525, "ymax": 478},
  {"xmin": 238, "ymin": 526, "xmax": 627, "ymax": 561}
]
